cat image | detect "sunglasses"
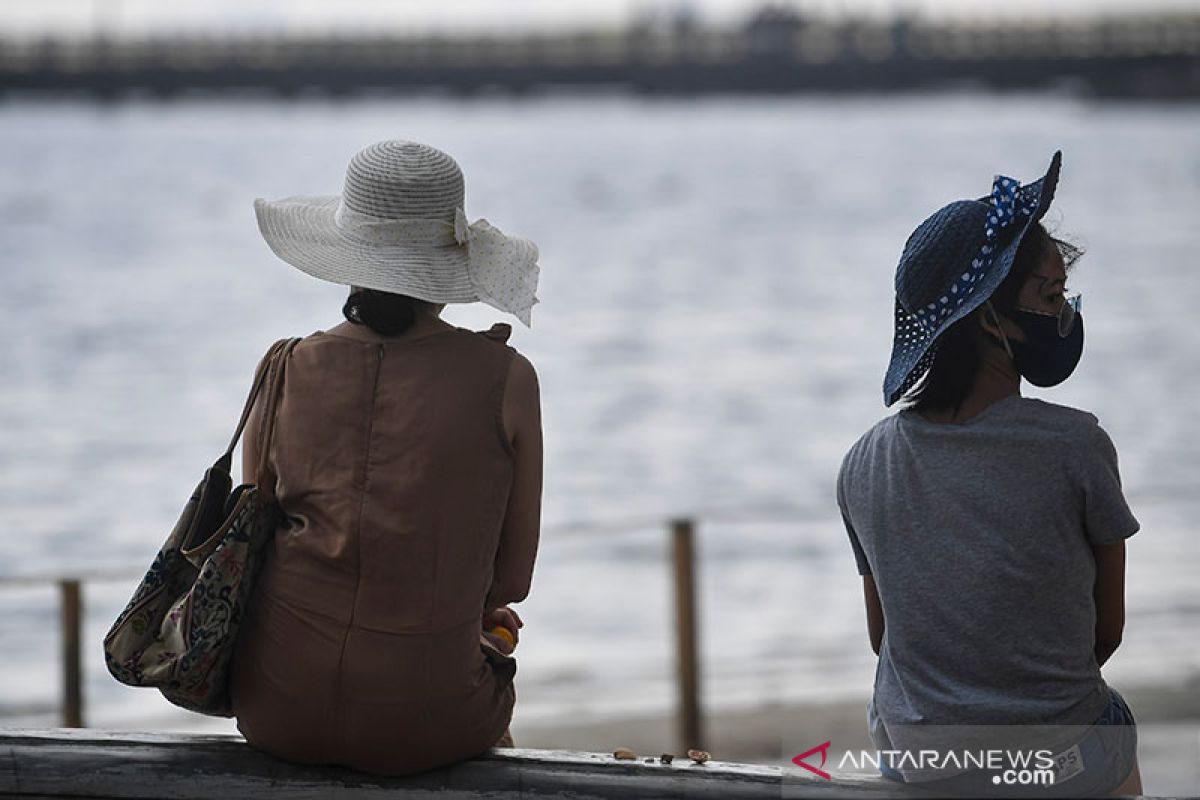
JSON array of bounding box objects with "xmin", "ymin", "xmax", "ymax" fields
[{"xmin": 1017, "ymin": 291, "xmax": 1082, "ymax": 337}]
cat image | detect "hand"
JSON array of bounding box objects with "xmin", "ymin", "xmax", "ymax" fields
[
  {"xmin": 482, "ymin": 606, "xmax": 523, "ymax": 650},
  {"xmin": 481, "ymin": 629, "xmax": 515, "ymax": 655}
]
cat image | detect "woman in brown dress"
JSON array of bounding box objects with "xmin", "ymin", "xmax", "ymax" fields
[{"xmin": 229, "ymin": 140, "xmax": 543, "ymax": 776}]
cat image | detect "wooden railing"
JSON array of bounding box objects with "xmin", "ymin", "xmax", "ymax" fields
[
  {"xmin": 0, "ymin": 516, "xmax": 713, "ymax": 752},
  {"xmin": 59, "ymin": 578, "xmax": 83, "ymax": 729},
  {"xmin": 0, "ymin": 568, "xmax": 140, "ymax": 729}
]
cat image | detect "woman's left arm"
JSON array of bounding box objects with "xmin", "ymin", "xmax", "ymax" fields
[
  {"xmin": 1078, "ymin": 422, "xmax": 1137, "ymax": 667},
  {"xmin": 1092, "ymin": 541, "xmax": 1126, "ymax": 667},
  {"xmin": 484, "ymin": 353, "xmax": 543, "ymax": 611},
  {"xmin": 863, "ymin": 575, "xmax": 885, "ymax": 656}
]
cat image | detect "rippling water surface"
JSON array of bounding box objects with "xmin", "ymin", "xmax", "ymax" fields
[{"xmin": 0, "ymin": 94, "xmax": 1197, "ymax": 730}]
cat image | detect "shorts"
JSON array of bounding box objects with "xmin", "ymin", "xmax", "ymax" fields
[{"xmin": 878, "ymin": 686, "xmax": 1138, "ymax": 797}]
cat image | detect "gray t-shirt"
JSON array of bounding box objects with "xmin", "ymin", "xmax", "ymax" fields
[{"xmin": 837, "ymin": 395, "xmax": 1140, "ymax": 779}]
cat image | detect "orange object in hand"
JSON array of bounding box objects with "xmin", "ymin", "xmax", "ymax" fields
[{"xmin": 487, "ymin": 625, "xmax": 515, "ymax": 647}]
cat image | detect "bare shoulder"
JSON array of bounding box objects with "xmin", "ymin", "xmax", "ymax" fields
[
  {"xmin": 505, "ymin": 351, "xmax": 540, "ymax": 403},
  {"xmin": 501, "ymin": 350, "xmax": 541, "ymax": 445},
  {"xmin": 477, "ymin": 323, "xmax": 537, "ymax": 394}
]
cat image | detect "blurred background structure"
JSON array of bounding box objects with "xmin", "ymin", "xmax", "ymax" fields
[
  {"xmin": 2, "ymin": 1, "xmax": 1199, "ymax": 98},
  {"xmin": 1, "ymin": 1, "xmax": 1198, "ymax": 796}
]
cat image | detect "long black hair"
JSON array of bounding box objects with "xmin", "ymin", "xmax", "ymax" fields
[
  {"xmin": 903, "ymin": 222, "xmax": 1082, "ymax": 416},
  {"xmin": 342, "ymin": 289, "xmax": 429, "ymax": 336}
]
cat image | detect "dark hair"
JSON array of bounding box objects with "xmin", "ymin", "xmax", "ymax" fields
[
  {"xmin": 342, "ymin": 289, "xmax": 427, "ymax": 336},
  {"xmin": 903, "ymin": 222, "xmax": 1082, "ymax": 416}
]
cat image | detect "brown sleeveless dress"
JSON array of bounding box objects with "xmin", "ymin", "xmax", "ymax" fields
[{"xmin": 229, "ymin": 320, "xmax": 526, "ymax": 776}]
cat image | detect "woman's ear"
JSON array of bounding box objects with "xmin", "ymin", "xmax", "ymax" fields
[
  {"xmin": 977, "ymin": 305, "xmax": 1002, "ymax": 339},
  {"xmin": 977, "ymin": 303, "xmax": 1015, "ymax": 357}
]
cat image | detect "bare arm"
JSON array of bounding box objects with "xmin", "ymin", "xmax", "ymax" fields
[
  {"xmin": 1092, "ymin": 541, "xmax": 1126, "ymax": 667},
  {"xmin": 863, "ymin": 575, "xmax": 884, "ymax": 656},
  {"xmin": 484, "ymin": 352, "xmax": 543, "ymax": 611}
]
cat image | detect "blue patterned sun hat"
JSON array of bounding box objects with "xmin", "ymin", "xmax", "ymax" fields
[{"xmin": 882, "ymin": 151, "xmax": 1062, "ymax": 406}]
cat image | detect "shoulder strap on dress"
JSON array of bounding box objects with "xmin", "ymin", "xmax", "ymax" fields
[{"xmin": 481, "ymin": 322, "xmax": 513, "ymax": 343}]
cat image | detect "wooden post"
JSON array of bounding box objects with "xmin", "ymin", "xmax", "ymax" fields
[
  {"xmin": 60, "ymin": 579, "xmax": 84, "ymax": 728},
  {"xmin": 670, "ymin": 518, "xmax": 702, "ymax": 752}
]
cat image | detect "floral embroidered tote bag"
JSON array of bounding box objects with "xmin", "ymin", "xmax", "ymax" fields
[{"xmin": 103, "ymin": 336, "xmax": 301, "ymax": 716}]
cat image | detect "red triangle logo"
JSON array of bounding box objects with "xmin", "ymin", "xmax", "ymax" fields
[{"xmin": 792, "ymin": 740, "xmax": 832, "ymax": 780}]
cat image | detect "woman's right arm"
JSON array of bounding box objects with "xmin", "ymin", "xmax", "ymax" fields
[
  {"xmin": 485, "ymin": 352, "xmax": 543, "ymax": 611},
  {"xmin": 1092, "ymin": 541, "xmax": 1126, "ymax": 667}
]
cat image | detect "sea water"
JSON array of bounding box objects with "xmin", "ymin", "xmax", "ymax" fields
[{"xmin": 0, "ymin": 94, "xmax": 1197, "ymax": 730}]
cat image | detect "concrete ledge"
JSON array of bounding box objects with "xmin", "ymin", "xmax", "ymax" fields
[{"xmin": 0, "ymin": 728, "xmax": 915, "ymax": 799}]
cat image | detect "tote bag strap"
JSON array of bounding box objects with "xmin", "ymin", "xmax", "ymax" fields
[
  {"xmin": 212, "ymin": 337, "xmax": 299, "ymax": 477},
  {"xmin": 253, "ymin": 336, "xmax": 301, "ymax": 501}
]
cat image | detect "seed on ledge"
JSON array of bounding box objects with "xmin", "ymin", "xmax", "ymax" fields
[
  {"xmin": 613, "ymin": 748, "xmax": 636, "ymax": 760},
  {"xmin": 687, "ymin": 749, "xmax": 710, "ymax": 764}
]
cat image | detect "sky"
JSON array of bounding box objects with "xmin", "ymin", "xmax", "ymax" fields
[{"xmin": 1, "ymin": 0, "xmax": 1195, "ymax": 39}]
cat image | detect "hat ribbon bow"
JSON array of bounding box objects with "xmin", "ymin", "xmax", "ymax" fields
[
  {"xmin": 985, "ymin": 174, "xmax": 1038, "ymax": 241},
  {"xmin": 454, "ymin": 207, "xmax": 540, "ymax": 327},
  {"xmin": 972, "ymin": 172, "xmax": 1040, "ymax": 277},
  {"xmin": 911, "ymin": 174, "xmax": 1039, "ymax": 332}
]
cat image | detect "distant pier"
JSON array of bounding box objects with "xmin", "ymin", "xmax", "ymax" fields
[{"xmin": 1, "ymin": 9, "xmax": 1198, "ymax": 99}]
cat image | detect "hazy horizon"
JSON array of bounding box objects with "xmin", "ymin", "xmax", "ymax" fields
[{"xmin": 2, "ymin": 0, "xmax": 1196, "ymax": 39}]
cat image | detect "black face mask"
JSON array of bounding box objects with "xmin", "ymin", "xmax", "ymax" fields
[{"xmin": 1003, "ymin": 306, "xmax": 1085, "ymax": 387}]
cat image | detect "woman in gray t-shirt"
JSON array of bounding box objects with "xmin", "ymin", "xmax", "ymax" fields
[{"xmin": 837, "ymin": 151, "xmax": 1141, "ymax": 797}]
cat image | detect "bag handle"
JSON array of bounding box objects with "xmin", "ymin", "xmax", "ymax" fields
[
  {"xmin": 213, "ymin": 337, "xmax": 299, "ymax": 478},
  {"xmin": 253, "ymin": 337, "xmax": 301, "ymax": 501}
]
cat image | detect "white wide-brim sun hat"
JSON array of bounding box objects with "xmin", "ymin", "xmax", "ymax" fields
[{"xmin": 254, "ymin": 140, "xmax": 541, "ymax": 326}]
